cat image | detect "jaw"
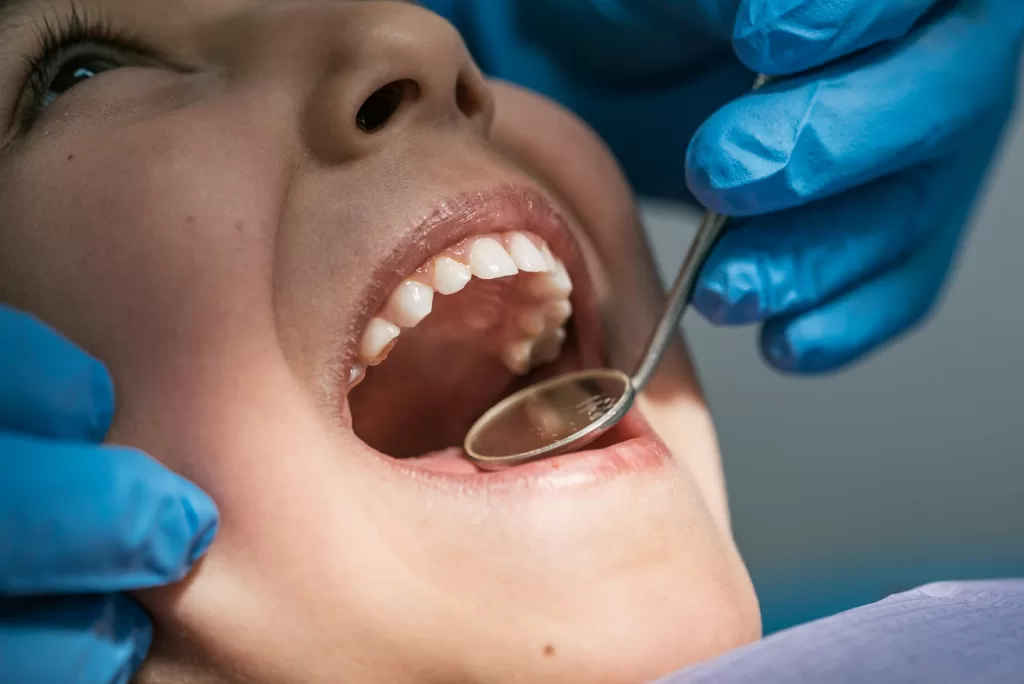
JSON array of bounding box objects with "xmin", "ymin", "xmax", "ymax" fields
[
  {"xmin": 124, "ymin": 366, "xmax": 756, "ymax": 684},
  {"xmin": 110, "ymin": 293, "xmax": 759, "ymax": 684},
  {"xmin": 133, "ymin": 383, "xmax": 760, "ymax": 684}
]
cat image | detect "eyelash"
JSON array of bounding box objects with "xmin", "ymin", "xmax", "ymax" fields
[{"xmin": 15, "ymin": 3, "xmax": 150, "ymax": 131}]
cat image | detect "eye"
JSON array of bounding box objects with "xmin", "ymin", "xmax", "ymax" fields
[
  {"xmin": 40, "ymin": 53, "xmax": 121, "ymax": 109},
  {"xmin": 12, "ymin": 7, "xmax": 162, "ymax": 133}
]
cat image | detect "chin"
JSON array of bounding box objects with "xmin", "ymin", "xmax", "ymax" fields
[{"xmin": 135, "ymin": 428, "xmax": 759, "ymax": 684}]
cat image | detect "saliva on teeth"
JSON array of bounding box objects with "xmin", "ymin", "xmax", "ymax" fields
[{"xmin": 348, "ymin": 231, "xmax": 574, "ymax": 389}]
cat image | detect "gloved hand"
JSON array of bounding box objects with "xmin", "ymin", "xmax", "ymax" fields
[
  {"xmin": 438, "ymin": 0, "xmax": 1024, "ymax": 373},
  {"xmin": 686, "ymin": 0, "xmax": 1024, "ymax": 372},
  {"xmin": 0, "ymin": 305, "xmax": 219, "ymax": 684}
]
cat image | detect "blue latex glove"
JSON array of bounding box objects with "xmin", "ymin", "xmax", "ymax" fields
[
  {"xmin": 0, "ymin": 305, "xmax": 219, "ymax": 684},
  {"xmin": 434, "ymin": 0, "xmax": 1024, "ymax": 373}
]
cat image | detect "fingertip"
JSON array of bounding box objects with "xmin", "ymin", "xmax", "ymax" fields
[
  {"xmin": 731, "ymin": 0, "xmax": 932, "ymax": 75},
  {"xmin": 91, "ymin": 595, "xmax": 153, "ymax": 684},
  {"xmin": 88, "ymin": 359, "xmax": 116, "ymax": 441},
  {"xmin": 685, "ymin": 129, "xmax": 749, "ymax": 216},
  {"xmin": 692, "ymin": 278, "xmax": 731, "ymax": 324},
  {"xmin": 684, "ymin": 129, "xmax": 730, "ymax": 213},
  {"xmin": 104, "ymin": 447, "xmax": 219, "ymax": 586},
  {"xmin": 731, "ymin": 8, "xmax": 851, "ymax": 76},
  {"xmin": 730, "ymin": 0, "xmax": 847, "ymax": 75},
  {"xmin": 760, "ymin": 324, "xmax": 794, "ymax": 371},
  {"xmin": 686, "ymin": 100, "xmax": 797, "ymax": 216},
  {"xmin": 760, "ymin": 321, "xmax": 849, "ymax": 375},
  {"xmin": 732, "ymin": 13, "xmax": 819, "ymax": 76},
  {"xmin": 693, "ymin": 265, "xmax": 765, "ymax": 326},
  {"xmin": 182, "ymin": 485, "xmax": 220, "ymax": 567},
  {"xmin": 144, "ymin": 464, "xmax": 219, "ymax": 579},
  {"xmin": 107, "ymin": 594, "xmax": 154, "ymax": 680}
]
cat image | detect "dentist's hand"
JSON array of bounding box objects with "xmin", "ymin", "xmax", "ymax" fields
[
  {"xmin": 0, "ymin": 305, "xmax": 218, "ymax": 684},
  {"xmin": 448, "ymin": 0, "xmax": 1024, "ymax": 373},
  {"xmin": 685, "ymin": 0, "xmax": 1024, "ymax": 372}
]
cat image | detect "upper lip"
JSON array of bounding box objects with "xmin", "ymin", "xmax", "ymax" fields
[{"xmin": 344, "ymin": 183, "xmax": 605, "ymax": 373}]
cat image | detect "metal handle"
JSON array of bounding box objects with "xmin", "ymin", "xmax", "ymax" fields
[
  {"xmin": 629, "ymin": 211, "xmax": 728, "ymax": 391},
  {"xmin": 628, "ymin": 73, "xmax": 770, "ymax": 392}
]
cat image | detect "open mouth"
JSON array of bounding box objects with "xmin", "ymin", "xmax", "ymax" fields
[{"xmin": 343, "ymin": 186, "xmax": 638, "ymax": 476}]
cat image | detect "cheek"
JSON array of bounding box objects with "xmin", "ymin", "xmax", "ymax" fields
[{"xmin": 0, "ymin": 113, "xmax": 289, "ymax": 387}]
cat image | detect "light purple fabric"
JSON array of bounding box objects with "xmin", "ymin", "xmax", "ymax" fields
[{"xmin": 658, "ymin": 580, "xmax": 1024, "ymax": 684}]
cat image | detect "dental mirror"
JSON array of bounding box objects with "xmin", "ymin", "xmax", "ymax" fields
[
  {"xmin": 463, "ymin": 75, "xmax": 770, "ymax": 471},
  {"xmin": 463, "ymin": 210, "xmax": 726, "ymax": 469}
]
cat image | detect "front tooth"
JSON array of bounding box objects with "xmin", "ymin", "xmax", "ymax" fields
[
  {"xmin": 349, "ymin": 364, "xmax": 366, "ymax": 388},
  {"xmin": 551, "ymin": 261, "xmax": 573, "ymax": 295},
  {"xmin": 469, "ymin": 237, "xmax": 518, "ymax": 280},
  {"xmin": 540, "ymin": 244, "xmax": 558, "ymax": 272},
  {"xmin": 501, "ymin": 339, "xmax": 535, "ymax": 375},
  {"xmin": 360, "ymin": 317, "xmax": 400, "ymax": 363},
  {"xmin": 385, "ymin": 280, "xmax": 434, "ymax": 327},
  {"xmin": 432, "ymin": 257, "xmax": 472, "ymax": 295},
  {"xmin": 507, "ymin": 233, "xmax": 547, "ymax": 273}
]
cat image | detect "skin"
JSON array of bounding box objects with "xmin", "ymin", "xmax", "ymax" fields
[{"xmin": 0, "ymin": 1, "xmax": 760, "ymax": 683}]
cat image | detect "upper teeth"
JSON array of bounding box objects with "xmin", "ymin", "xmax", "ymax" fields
[
  {"xmin": 359, "ymin": 318, "xmax": 400, "ymax": 362},
  {"xmin": 383, "ymin": 280, "xmax": 435, "ymax": 328},
  {"xmin": 526, "ymin": 260, "xmax": 572, "ymax": 299},
  {"xmin": 353, "ymin": 231, "xmax": 574, "ymax": 383},
  {"xmin": 506, "ymin": 233, "xmax": 547, "ymax": 272},
  {"xmin": 469, "ymin": 237, "xmax": 519, "ymax": 279},
  {"xmin": 432, "ymin": 257, "xmax": 472, "ymax": 295}
]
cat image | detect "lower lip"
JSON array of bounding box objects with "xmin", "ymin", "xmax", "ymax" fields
[{"xmin": 382, "ymin": 409, "xmax": 672, "ymax": 492}]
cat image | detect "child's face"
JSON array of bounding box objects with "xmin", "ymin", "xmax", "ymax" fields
[{"xmin": 0, "ymin": 1, "xmax": 759, "ymax": 682}]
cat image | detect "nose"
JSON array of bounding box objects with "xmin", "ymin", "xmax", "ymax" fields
[{"xmin": 299, "ymin": 3, "xmax": 495, "ymax": 162}]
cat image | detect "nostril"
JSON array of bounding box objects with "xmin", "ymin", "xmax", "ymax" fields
[
  {"xmin": 356, "ymin": 79, "xmax": 419, "ymax": 133},
  {"xmin": 455, "ymin": 71, "xmax": 486, "ymax": 121}
]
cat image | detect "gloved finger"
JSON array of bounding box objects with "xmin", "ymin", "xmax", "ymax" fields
[
  {"xmin": 688, "ymin": 0, "xmax": 1023, "ymax": 216},
  {"xmin": 731, "ymin": 0, "xmax": 940, "ymax": 75},
  {"xmin": 758, "ymin": 216, "xmax": 962, "ymax": 373},
  {"xmin": 0, "ymin": 305, "xmax": 113, "ymax": 442},
  {"xmin": 0, "ymin": 435, "xmax": 218, "ymax": 595},
  {"xmin": 692, "ymin": 158, "xmax": 959, "ymax": 325},
  {"xmin": 0, "ymin": 594, "xmax": 151, "ymax": 684},
  {"xmin": 752, "ymin": 99, "xmax": 1006, "ymax": 374}
]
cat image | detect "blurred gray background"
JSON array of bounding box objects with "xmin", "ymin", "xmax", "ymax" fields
[{"xmin": 640, "ymin": 74, "xmax": 1024, "ymax": 632}]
